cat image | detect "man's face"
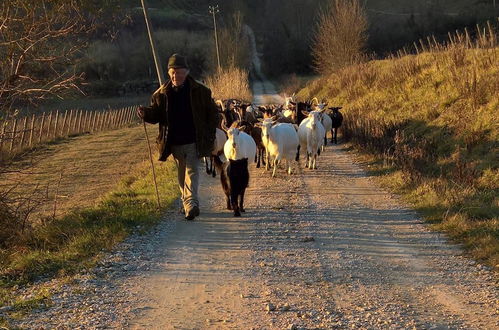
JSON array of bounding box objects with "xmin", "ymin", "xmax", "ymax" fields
[{"xmin": 168, "ymin": 68, "xmax": 189, "ymax": 87}]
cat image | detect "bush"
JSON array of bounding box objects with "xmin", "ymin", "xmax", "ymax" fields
[{"xmin": 205, "ymin": 66, "xmax": 252, "ymax": 102}]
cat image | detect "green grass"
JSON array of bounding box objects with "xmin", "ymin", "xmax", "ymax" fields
[
  {"xmin": 0, "ymin": 159, "xmax": 179, "ymax": 309},
  {"xmin": 298, "ymin": 35, "xmax": 498, "ymax": 270}
]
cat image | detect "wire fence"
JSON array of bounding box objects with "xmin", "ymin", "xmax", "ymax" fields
[{"xmin": 0, "ymin": 106, "xmax": 140, "ymax": 162}]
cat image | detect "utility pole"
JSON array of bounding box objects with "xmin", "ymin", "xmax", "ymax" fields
[{"xmin": 209, "ymin": 5, "xmax": 221, "ymax": 70}]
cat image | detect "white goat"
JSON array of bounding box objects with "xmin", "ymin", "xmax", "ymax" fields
[
  {"xmin": 298, "ymin": 110, "xmax": 325, "ymax": 169},
  {"xmin": 315, "ymin": 103, "xmax": 332, "ymax": 150},
  {"xmin": 258, "ymin": 119, "xmax": 299, "ymax": 177},
  {"xmin": 205, "ymin": 127, "xmax": 228, "ymax": 176},
  {"xmin": 224, "ymin": 125, "xmax": 256, "ymax": 162}
]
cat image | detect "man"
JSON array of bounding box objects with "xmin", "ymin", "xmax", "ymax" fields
[{"xmin": 137, "ymin": 54, "xmax": 219, "ymax": 220}]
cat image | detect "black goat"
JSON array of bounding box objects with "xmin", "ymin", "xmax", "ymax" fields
[
  {"xmin": 328, "ymin": 107, "xmax": 343, "ymax": 144},
  {"xmin": 214, "ymin": 157, "xmax": 249, "ymax": 217}
]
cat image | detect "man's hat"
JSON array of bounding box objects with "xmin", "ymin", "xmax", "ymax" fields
[{"xmin": 167, "ymin": 53, "xmax": 189, "ymax": 69}]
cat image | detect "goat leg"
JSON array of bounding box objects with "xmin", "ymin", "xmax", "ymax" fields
[
  {"xmin": 231, "ymin": 193, "xmax": 241, "ymax": 217},
  {"xmin": 239, "ymin": 190, "xmax": 246, "ymax": 213}
]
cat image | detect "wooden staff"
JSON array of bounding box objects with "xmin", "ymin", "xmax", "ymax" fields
[{"xmin": 141, "ymin": 0, "xmax": 165, "ymax": 209}]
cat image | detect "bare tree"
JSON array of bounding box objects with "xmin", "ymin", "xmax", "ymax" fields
[
  {"xmin": 0, "ymin": 1, "xmax": 97, "ymax": 117},
  {"xmin": 312, "ymin": 0, "xmax": 368, "ymax": 74}
]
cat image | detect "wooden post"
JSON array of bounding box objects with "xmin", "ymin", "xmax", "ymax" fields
[
  {"xmin": 77, "ymin": 110, "xmax": 83, "ymax": 133},
  {"xmin": 53, "ymin": 111, "xmax": 59, "ymax": 138},
  {"xmin": 83, "ymin": 110, "xmax": 89, "ymax": 132},
  {"xmin": 0, "ymin": 121, "xmax": 7, "ymax": 157},
  {"xmin": 10, "ymin": 118, "xmax": 18, "ymax": 152},
  {"xmin": 29, "ymin": 114, "xmax": 36, "ymax": 147},
  {"xmin": 38, "ymin": 113, "xmax": 46, "ymax": 143},
  {"xmin": 61, "ymin": 110, "xmax": 68, "ymax": 138},
  {"xmin": 46, "ymin": 111, "xmax": 53, "ymax": 140},
  {"xmin": 74, "ymin": 109, "xmax": 79, "ymax": 134},
  {"xmin": 98, "ymin": 112, "xmax": 104, "ymax": 131},
  {"xmin": 90, "ymin": 111, "xmax": 96, "ymax": 133},
  {"xmin": 67, "ymin": 110, "xmax": 73, "ymax": 135},
  {"xmin": 20, "ymin": 116, "xmax": 28, "ymax": 148}
]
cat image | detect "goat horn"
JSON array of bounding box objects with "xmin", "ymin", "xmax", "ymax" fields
[{"xmin": 216, "ymin": 99, "xmax": 225, "ymax": 111}]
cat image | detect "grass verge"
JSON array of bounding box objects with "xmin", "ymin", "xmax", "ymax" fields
[{"xmin": 0, "ymin": 159, "xmax": 179, "ymax": 320}]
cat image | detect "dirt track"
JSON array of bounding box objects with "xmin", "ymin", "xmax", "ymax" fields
[
  {"xmin": 126, "ymin": 143, "xmax": 498, "ymax": 329},
  {"xmin": 11, "ymin": 128, "xmax": 498, "ymax": 330}
]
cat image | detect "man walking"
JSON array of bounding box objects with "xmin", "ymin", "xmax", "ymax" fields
[{"xmin": 138, "ymin": 54, "xmax": 219, "ymax": 220}]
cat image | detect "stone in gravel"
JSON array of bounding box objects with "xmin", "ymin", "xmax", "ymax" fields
[
  {"xmin": 281, "ymin": 303, "xmax": 291, "ymax": 311},
  {"xmin": 288, "ymin": 324, "xmax": 298, "ymax": 330},
  {"xmin": 266, "ymin": 303, "xmax": 276, "ymax": 312},
  {"xmin": 301, "ymin": 236, "xmax": 315, "ymax": 242}
]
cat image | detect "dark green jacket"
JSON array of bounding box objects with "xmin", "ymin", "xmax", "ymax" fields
[{"xmin": 142, "ymin": 76, "xmax": 219, "ymax": 161}]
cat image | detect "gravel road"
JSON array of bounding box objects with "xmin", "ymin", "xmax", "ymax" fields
[{"xmin": 10, "ymin": 141, "xmax": 497, "ymax": 329}]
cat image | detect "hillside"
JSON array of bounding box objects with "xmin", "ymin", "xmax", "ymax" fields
[{"xmin": 298, "ymin": 37, "xmax": 498, "ymax": 267}]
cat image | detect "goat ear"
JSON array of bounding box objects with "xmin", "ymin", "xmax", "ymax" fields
[{"xmin": 301, "ymin": 110, "xmax": 310, "ymax": 116}]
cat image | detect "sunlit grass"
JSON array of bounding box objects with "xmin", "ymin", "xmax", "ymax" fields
[
  {"xmin": 298, "ymin": 26, "xmax": 498, "ymax": 270},
  {"xmin": 0, "ymin": 160, "xmax": 178, "ymax": 285}
]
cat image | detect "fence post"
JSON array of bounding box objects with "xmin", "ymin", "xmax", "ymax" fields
[
  {"xmin": 46, "ymin": 111, "xmax": 53, "ymax": 140},
  {"xmin": 76, "ymin": 110, "xmax": 81, "ymax": 133},
  {"xmin": 98, "ymin": 112, "xmax": 104, "ymax": 131},
  {"xmin": 38, "ymin": 113, "xmax": 46, "ymax": 143},
  {"xmin": 61, "ymin": 110, "xmax": 68, "ymax": 138},
  {"xmin": 0, "ymin": 121, "xmax": 7, "ymax": 158},
  {"xmin": 20, "ymin": 116, "xmax": 28, "ymax": 148},
  {"xmin": 28, "ymin": 114, "xmax": 36, "ymax": 147},
  {"xmin": 10, "ymin": 118, "xmax": 18, "ymax": 152},
  {"xmin": 53, "ymin": 111, "xmax": 59, "ymax": 139},
  {"xmin": 67, "ymin": 110, "xmax": 73, "ymax": 135}
]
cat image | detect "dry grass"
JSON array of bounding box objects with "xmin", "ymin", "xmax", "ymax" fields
[
  {"xmin": 298, "ymin": 22, "xmax": 499, "ymax": 269},
  {"xmin": 0, "ymin": 123, "xmax": 179, "ymax": 284},
  {"xmin": 0, "ymin": 125, "xmax": 151, "ymax": 221}
]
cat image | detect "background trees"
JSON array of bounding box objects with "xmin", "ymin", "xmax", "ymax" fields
[{"xmin": 312, "ymin": 0, "xmax": 368, "ymax": 74}]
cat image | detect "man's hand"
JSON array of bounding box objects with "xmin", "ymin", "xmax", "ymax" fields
[{"xmin": 137, "ymin": 106, "xmax": 146, "ymax": 119}]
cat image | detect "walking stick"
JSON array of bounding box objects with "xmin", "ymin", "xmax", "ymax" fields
[
  {"xmin": 140, "ymin": 0, "xmax": 165, "ymax": 210},
  {"xmin": 143, "ymin": 120, "xmax": 161, "ymax": 209}
]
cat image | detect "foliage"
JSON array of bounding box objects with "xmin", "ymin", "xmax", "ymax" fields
[
  {"xmin": 205, "ymin": 66, "xmax": 252, "ymax": 102},
  {"xmin": 298, "ymin": 23, "xmax": 499, "ymax": 268},
  {"xmin": 312, "ymin": 0, "xmax": 368, "ymax": 74},
  {"xmin": 217, "ymin": 11, "xmax": 251, "ymax": 70}
]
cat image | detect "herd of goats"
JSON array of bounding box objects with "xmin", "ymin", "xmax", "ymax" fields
[{"xmin": 208, "ymin": 95, "xmax": 344, "ymax": 216}]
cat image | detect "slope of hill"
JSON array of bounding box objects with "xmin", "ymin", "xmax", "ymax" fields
[{"xmin": 298, "ymin": 33, "xmax": 498, "ymax": 268}]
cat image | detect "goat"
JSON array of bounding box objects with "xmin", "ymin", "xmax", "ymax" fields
[
  {"xmin": 312, "ymin": 99, "xmax": 332, "ymax": 149},
  {"xmin": 223, "ymin": 123, "xmax": 257, "ymax": 162},
  {"xmin": 257, "ymin": 118, "xmax": 299, "ymax": 177},
  {"xmin": 214, "ymin": 157, "xmax": 249, "ymax": 217},
  {"xmin": 298, "ymin": 110, "xmax": 325, "ymax": 169},
  {"xmin": 204, "ymin": 127, "xmax": 227, "ymax": 177},
  {"xmin": 238, "ymin": 120, "xmax": 266, "ymax": 169},
  {"xmin": 288, "ymin": 101, "xmax": 311, "ymax": 125},
  {"xmin": 328, "ymin": 107, "xmax": 343, "ymax": 144},
  {"xmin": 214, "ymin": 123, "xmax": 256, "ymax": 217}
]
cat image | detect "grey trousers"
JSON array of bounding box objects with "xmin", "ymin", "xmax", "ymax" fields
[{"xmin": 170, "ymin": 143, "xmax": 200, "ymax": 212}]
